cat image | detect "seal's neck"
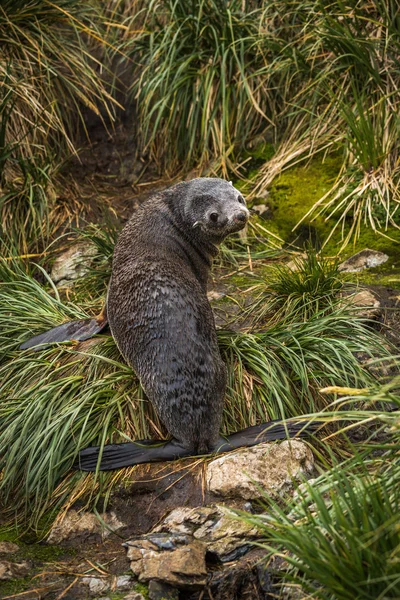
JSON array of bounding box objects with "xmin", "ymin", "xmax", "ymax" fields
[{"xmin": 160, "ymin": 206, "xmax": 217, "ymax": 289}]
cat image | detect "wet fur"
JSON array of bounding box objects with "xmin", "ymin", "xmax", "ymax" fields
[{"xmin": 107, "ymin": 178, "xmax": 248, "ymax": 454}]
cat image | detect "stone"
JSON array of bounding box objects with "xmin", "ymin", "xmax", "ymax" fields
[
  {"xmin": 148, "ymin": 580, "xmax": 179, "ymax": 600},
  {"xmin": 252, "ymin": 203, "xmax": 271, "ymax": 220},
  {"xmin": 51, "ymin": 242, "xmax": 98, "ymax": 287},
  {"xmin": 281, "ymin": 584, "xmax": 308, "ymax": 599},
  {"xmin": 208, "ymin": 558, "xmax": 271, "ymax": 600},
  {"xmin": 347, "ymin": 289, "xmax": 382, "ymax": 319},
  {"xmin": 124, "ymin": 533, "xmax": 207, "ymax": 589},
  {"xmin": 0, "ymin": 542, "xmax": 20, "ymax": 554},
  {"xmin": 116, "ymin": 575, "xmax": 134, "ymax": 590},
  {"xmin": 0, "ymin": 560, "xmax": 30, "ymax": 580},
  {"xmin": 47, "ymin": 509, "xmax": 125, "ymax": 544},
  {"xmin": 153, "ymin": 506, "xmax": 261, "ymax": 561},
  {"xmin": 285, "ymin": 253, "xmax": 306, "ymax": 271},
  {"xmin": 207, "ymin": 440, "xmax": 315, "ymax": 500},
  {"xmin": 81, "ymin": 576, "xmax": 110, "ymax": 595},
  {"xmin": 338, "ymin": 249, "xmax": 389, "ymax": 273},
  {"xmin": 207, "ymin": 290, "xmax": 226, "ymax": 301},
  {"xmin": 122, "ymin": 593, "xmax": 146, "ymax": 600}
]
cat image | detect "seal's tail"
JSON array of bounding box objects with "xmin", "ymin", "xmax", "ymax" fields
[
  {"xmin": 20, "ymin": 308, "xmax": 108, "ymax": 351},
  {"xmin": 74, "ymin": 419, "xmax": 323, "ymax": 471}
]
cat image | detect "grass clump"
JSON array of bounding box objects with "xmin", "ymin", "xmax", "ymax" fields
[
  {"xmin": 0, "ymin": 0, "xmax": 117, "ymax": 252},
  {"xmin": 126, "ymin": 0, "xmax": 270, "ymax": 173},
  {"xmin": 245, "ymin": 380, "xmax": 400, "ymax": 599},
  {"xmin": 255, "ymin": 460, "xmax": 400, "ymax": 599},
  {"xmin": 251, "ymin": 0, "xmax": 400, "ymax": 247},
  {"xmin": 248, "ymin": 248, "xmax": 343, "ymax": 324},
  {"xmin": 0, "ymin": 256, "xmax": 392, "ymax": 528}
]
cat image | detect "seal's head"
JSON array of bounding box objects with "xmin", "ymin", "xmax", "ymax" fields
[{"xmin": 182, "ymin": 177, "xmax": 250, "ymax": 243}]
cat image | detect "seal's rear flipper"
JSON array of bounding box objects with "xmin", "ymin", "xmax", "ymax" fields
[
  {"xmin": 74, "ymin": 439, "xmax": 192, "ymax": 471},
  {"xmin": 74, "ymin": 420, "xmax": 323, "ymax": 472},
  {"xmin": 20, "ymin": 308, "xmax": 108, "ymax": 351},
  {"xmin": 216, "ymin": 419, "xmax": 323, "ymax": 452}
]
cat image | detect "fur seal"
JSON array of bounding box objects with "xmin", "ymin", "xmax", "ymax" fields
[{"xmin": 21, "ymin": 178, "xmax": 319, "ymax": 470}]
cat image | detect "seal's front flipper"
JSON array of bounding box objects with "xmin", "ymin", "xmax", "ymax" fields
[
  {"xmin": 215, "ymin": 419, "xmax": 323, "ymax": 453},
  {"xmin": 74, "ymin": 439, "xmax": 192, "ymax": 471},
  {"xmin": 20, "ymin": 308, "xmax": 108, "ymax": 351}
]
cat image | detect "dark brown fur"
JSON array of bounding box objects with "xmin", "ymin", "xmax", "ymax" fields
[{"xmin": 107, "ymin": 178, "xmax": 249, "ymax": 454}]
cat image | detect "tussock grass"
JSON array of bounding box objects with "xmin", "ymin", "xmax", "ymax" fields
[
  {"xmin": 126, "ymin": 0, "xmax": 270, "ymax": 173},
  {"xmin": 0, "ymin": 259, "xmax": 392, "ymax": 527},
  {"xmin": 0, "ymin": 0, "xmax": 118, "ymax": 252},
  {"xmin": 247, "ymin": 248, "xmax": 343, "ymax": 324},
  {"xmin": 244, "ymin": 380, "xmax": 400, "ymax": 599},
  {"xmin": 252, "ymin": 0, "xmax": 400, "ymax": 246},
  {"xmin": 0, "ymin": 0, "xmax": 115, "ymax": 155},
  {"xmin": 252, "ymin": 460, "xmax": 400, "ymax": 599}
]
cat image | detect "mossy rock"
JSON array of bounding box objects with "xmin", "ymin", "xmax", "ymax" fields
[{"xmin": 236, "ymin": 150, "xmax": 400, "ymax": 285}]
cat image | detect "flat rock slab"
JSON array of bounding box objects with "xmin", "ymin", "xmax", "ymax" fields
[
  {"xmin": 153, "ymin": 506, "xmax": 261, "ymax": 561},
  {"xmin": 207, "ymin": 440, "xmax": 315, "ymax": 500},
  {"xmin": 0, "ymin": 560, "xmax": 30, "ymax": 580},
  {"xmin": 0, "ymin": 542, "xmax": 20, "ymax": 554},
  {"xmin": 124, "ymin": 533, "xmax": 207, "ymax": 589},
  {"xmin": 348, "ymin": 289, "xmax": 381, "ymax": 319},
  {"xmin": 47, "ymin": 509, "xmax": 125, "ymax": 544},
  {"xmin": 51, "ymin": 242, "xmax": 98, "ymax": 287},
  {"xmin": 338, "ymin": 249, "xmax": 389, "ymax": 273}
]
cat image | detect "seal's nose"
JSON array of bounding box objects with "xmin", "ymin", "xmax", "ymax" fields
[{"xmin": 233, "ymin": 211, "xmax": 248, "ymax": 223}]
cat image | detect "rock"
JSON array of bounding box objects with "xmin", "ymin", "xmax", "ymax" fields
[
  {"xmin": 0, "ymin": 542, "xmax": 20, "ymax": 554},
  {"xmin": 47, "ymin": 510, "xmax": 125, "ymax": 544},
  {"xmin": 252, "ymin": 203, "xmax": 271, "ymax": 220},
  {"xmin": 124, "ymin": 533, "xmax": 207, "ymax": 589},
  {"xmin": 338, "ymin": 249, "xmax": 389, "ymax": 273},
  {"xmin": 281, "ymin": 584, "xmax": 308, "ymax": 599},
  {"xmin": 207, "ymin": 440, "xmax": 315, "ymax": 500},
  {"xmin": 0, "ymin": 560, "xmax": 30, "ymax": 580},
  {"xmin": 51, "ymin": 242, "xmax": 98, "ymax": 287},
  {"xmin": 153, "ymin": 506, "xmax": 261, "ymax": 561},
  {"xmin": 148, "ymin": 580, "xmax": 179, "ymax": 600},
  {"xmin": 82, "ymin": 576, "xmax": 110, "ymax": 595},
  {"xmin": 207, "ymin": 290, "xmax": 226, "ymax": 301},
  {"xmin": 208, "ymin": 561, "xmax": 271, "ymax": 600},
  {"xmin": 285, "ymin": 253, "xmax": 306, "ymax": 271},
  {"xmin": 116, "ymin": 575, "xmax": 134, "ymax": 590},
  {"xmin": 347, "ymin": 289, "xmax": 382, "ymax": 319},
  {"xmin": 122, "ymin": 593, "xmax": 146, "ymax": 600}
]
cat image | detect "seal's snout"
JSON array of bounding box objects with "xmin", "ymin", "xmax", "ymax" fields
[{"xmin": 233, "ymin": 210, "xmax": 249, "ymax": 223}]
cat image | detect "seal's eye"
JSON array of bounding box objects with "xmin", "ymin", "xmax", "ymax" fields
[
  {"xmin": 237, "ymin": 195, "xmax": 245, "ymax": 205},
  {"xmin": 209, "ymin": 212, "xmax": 219, "ymax": 223}
]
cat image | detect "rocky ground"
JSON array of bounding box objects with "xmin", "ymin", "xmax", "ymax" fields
[{"xmin": 0, "ymin": 441, "xmax": 315, "ymax": 600}]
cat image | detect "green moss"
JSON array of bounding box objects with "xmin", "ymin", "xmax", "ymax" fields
[
  {"xmin": 265, "ymin": 154, "xmax": 341, "ymax": 242},
  {"xmin": 0, "ymin": 527, "xmax": 19, "ymax": 544},
  {"xmin": 135, "ymin": 582, "xmax": 150, "ymax": 599},
  {"xmin": 0, "ymin": 525, "xmax": 75, "ymax": 562},
  {"xmin": 0, "ymin": 576, "xmax": 32, "ymax": 598},
  {"xmin": 235, "ymin": 148, "xmax": 400, "ymax": 285}
]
